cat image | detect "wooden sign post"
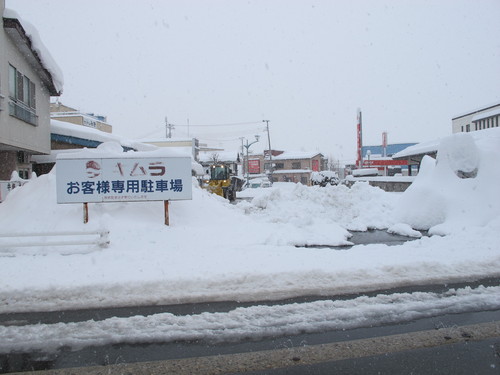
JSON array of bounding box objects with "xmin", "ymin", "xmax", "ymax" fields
[
  {"xmin": 164, "ymin": 200, "xmax": 170, "ymax": 226},
  {"xmin": 83, "ymin": 202, "xmax": 89, "ymax": 224}
]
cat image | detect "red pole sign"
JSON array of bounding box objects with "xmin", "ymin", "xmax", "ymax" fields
[{"xmin": 356, "ymin": 109, "xmax": 363, "ymax": 168}]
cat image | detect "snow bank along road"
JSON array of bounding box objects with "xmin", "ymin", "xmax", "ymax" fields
[
  {"xmin": 1, "ymin": 278, "xmax": 500, "ymax": 374},
  {"xmin": 10, "ymin": 320, "xmax": 498, "ymax": 375}
]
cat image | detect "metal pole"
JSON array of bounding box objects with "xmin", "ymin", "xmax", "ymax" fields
[
  {"xmin": 246, "ymin": 141, "xmax": 250, "ymax": 185},
  {"xmin": 263, "ymin": 120, "xmax": 273, "ymax": 183},
  {"xmin": 244, "ymin": 137, "xmax": 259, "ymax": 186},
  {"xmin": 240, "ymin": 137, "xmax": 245, "ymax": 176}
]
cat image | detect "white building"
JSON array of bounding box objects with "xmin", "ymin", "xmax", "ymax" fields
[
  {"xmin": 452, "ymin": 102, "xmax": 500, "ymax": 134},
  {"xmin": 0, "ymin": 2, "xmax": 62, "ymax": 179}
]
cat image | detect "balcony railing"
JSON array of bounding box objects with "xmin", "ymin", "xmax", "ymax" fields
[{"xmin": 9, "ymin": 101, "xmax": 38, "ymax": 126}]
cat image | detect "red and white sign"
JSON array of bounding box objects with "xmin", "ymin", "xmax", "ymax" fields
[
  {"xmin": 312, "ymin": 159, "xmax": 319, "ymax": 172},
  {"xmin": 248, "ymin": 159, "xmax": 260, "ymax": 174}
]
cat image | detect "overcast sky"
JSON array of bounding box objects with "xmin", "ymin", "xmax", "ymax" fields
[{"xmin": 8, "ymin": 0, "xmax": 500, "ymax": 163}]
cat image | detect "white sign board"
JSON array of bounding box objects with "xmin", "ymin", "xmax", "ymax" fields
[{"xmin": 56, "ymin": 157, "xmax": 192, "ymax": 203}]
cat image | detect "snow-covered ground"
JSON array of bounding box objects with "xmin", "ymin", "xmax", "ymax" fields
[{"xmin": 0, "ymin": 129, "xmax": 499, "ymax": 353}]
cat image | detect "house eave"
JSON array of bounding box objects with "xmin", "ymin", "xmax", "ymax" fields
[{"xmin": 3, "ymin": 17, "xmax": 60, "ymax": 96}]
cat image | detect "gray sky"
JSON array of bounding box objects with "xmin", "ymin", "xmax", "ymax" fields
[{"xmin": 8, "ymin": 0, "xmax": 500, "ymax": 163}]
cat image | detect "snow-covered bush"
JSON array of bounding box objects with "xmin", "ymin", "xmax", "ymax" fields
[{"xmin": 311, "ymin": 170, "xmax": 340, "ymax": 186}]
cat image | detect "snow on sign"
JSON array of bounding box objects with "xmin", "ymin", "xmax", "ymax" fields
[{"xmin": 56, "ymin": 157, "xmax": 192, "ymax": 203}]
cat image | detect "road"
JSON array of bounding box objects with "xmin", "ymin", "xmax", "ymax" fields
[{"xmin": 1, "ymin": 277, "xmax": 499, "ymax": 374}]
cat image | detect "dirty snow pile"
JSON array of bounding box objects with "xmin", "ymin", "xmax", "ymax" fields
[{"xmin": 0, "ymin": 129, "xmax": 499, "ymax": 314}]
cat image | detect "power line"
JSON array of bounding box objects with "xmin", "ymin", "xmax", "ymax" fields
[{"xmin": 174, "ymin": 121, "xmax": 262, "ymax": 127}]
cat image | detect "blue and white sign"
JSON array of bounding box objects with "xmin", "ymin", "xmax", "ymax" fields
[{"xmin": 56, "ymin": 156, "xmax": 192, "ymax": 203}]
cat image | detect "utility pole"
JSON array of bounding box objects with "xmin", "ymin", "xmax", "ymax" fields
[
  {"xmin": 356, "ymin": 109, "xmax": 363, "ymax": 168},
  {"xmin": 165, "ymin": 117, "xmax": 175, "ymax": 138},
  {"xmin": 263, "ymin": 120, "xmax": 273, "ymax": 183},
  {"xmin": 244, "ymin": 135, "xmax": 260, "ymax": 186},
  {"xmin": 240, "ymin": 137, "xmax": 245, "ymax": 177}
]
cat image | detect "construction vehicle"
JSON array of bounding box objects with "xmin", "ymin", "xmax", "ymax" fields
[{"xmin": 204, "ymin": 164, "xmax": 243, "ymax": 201}]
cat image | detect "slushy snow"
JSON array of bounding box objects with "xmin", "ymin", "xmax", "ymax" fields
[{"xmin": 0, "ymin": 129, "xmax": 499, "ymax": 353}]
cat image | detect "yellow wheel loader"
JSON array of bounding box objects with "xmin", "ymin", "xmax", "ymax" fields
[{"xmin": 205, "ymin": 164, "xmax": 243, "ymax": 202}]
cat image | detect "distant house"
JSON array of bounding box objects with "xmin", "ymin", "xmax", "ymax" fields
[
  {"xmin": 0, "ymin": 3, "xmax": 62, "ymax": 180},
  {"xmin": 50, "ymin": 101, "xmax": 113, "ymax": 134},
  {"xmin": 246, "ymin": 151, "xmax": 325, "ymax": 185},
  {"xmin": 140, "ymin": 137, "xmax": 200, "ymax": 162}
]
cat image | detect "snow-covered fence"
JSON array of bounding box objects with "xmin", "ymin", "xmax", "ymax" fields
[
  {"xmin": 0, "ymin": 230, "xmax": 110, "ymax": 249},
  {"xmin": 0, "ymin": 180, "xmax": 28, "ymax": 203}
]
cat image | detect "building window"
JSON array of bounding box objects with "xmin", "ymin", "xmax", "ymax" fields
[
  {"xmin": 17, "ymin": 151, "xmax": 30, "ymax": 163},
  {"xmin": 275, "ymin": 163, "xmax": 284, "ymax": 170},
  {"xmin": 8, "ymin": 64, "xmax": 38, "ymax": 126},
  {"xmin": 292, "ymin": 162, "xmax": 301, "ymax": 169},
  {"xmin": 18, "ymin": 169, "xmax": 29, "ymax": 179},
  {"xmin": 300, "ymin": 177, "xmax": 308, "ymax": 184},
  {"xmin": 466, "ymin": 124, "xmax": 470, "ymax": 132}
]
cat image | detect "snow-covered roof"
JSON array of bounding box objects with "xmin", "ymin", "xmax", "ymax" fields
[
  {"xmin": 3, "ymin": 8, "xmax": 63, "ymax": 94},
  {"xmin": 51, "ymin": 120, "xmax": 155, "ymax": 152},
  {"xmin": 140, "ymin": 137, "xmax": 195, "ymax": 143},
  {"xmin": 392, "ymin": 139, "xmax": 440, "ymax": 158},
  {"xmin": 271, "ymin": 169, "xmax": 312, "ymax": 174},
  {"xmin": 452, "ymin": 101, "xmax": 500, "ymax": 120},
  {"xmin": 345, "ymin": 175, "xmax": 416, "ymax": 183},
  {"xmin": 272, "ymin": 151, "xmax": 323, "ymax": 161},
  {"xmin": 471, "ymin": 107, "xmax": 500, "ymax": 122},
  {"xmin": 394, "ymin": 127, "xmax": 499, "ymax": 159}
]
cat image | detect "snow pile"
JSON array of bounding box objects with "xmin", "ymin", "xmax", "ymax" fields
[
  {"xmin": 0, "ymin": 131, "xmax": 499, "ymax": 314},
  {"xmin": 241, "ymin": 181, "xmax": 397, "ymax": 233},
  {"xmin": 387, "ymin": 223, "xmax": 422, "ymax": 238},
  {"xmin": 394, "ymin": 128, "xmax": 500, "ymax": 235}
]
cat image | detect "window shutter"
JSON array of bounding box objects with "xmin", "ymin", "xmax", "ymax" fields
[
  {"xmin": 9, "ymin": 65, "xmax": 17, "ymax": 98},
  {"xmin": 17, "ymin": 71, "xmax": 23, "ymax": 101}
]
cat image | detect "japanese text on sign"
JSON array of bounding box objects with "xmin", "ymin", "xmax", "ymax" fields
[{"xmin": 56, "ymin": 157, "xmax": 192, "ymax": 203}]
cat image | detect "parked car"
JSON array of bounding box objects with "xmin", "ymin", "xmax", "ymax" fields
[{"xmin": 244, "ymin": 178, "xmax": 272, "ymax": 189}]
